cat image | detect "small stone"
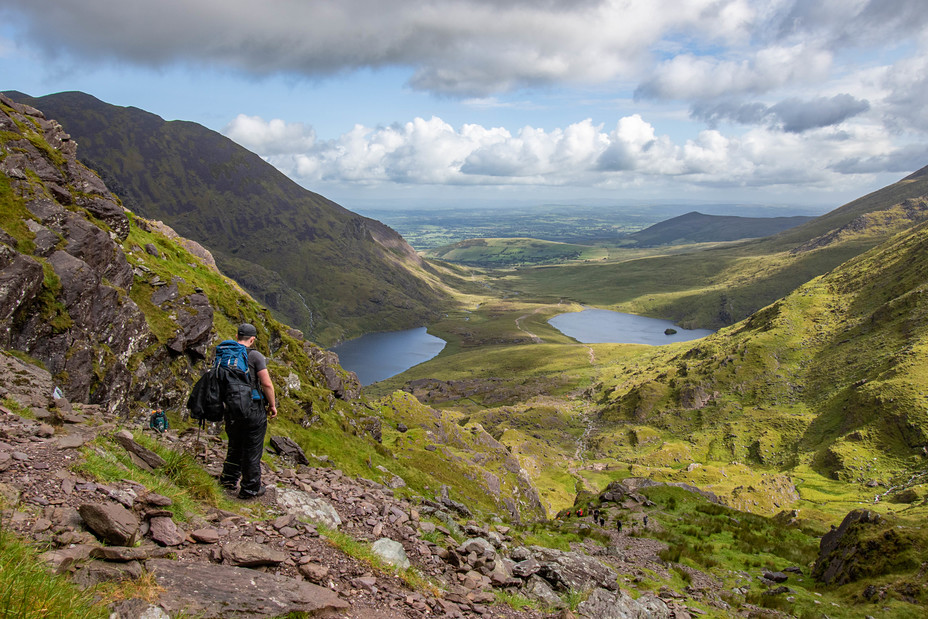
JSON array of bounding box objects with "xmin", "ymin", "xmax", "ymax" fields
[
  {"xmin": 298, "ymin": 562, "xmax": 329, "ymax": 583},
  {"xmin": 279, "ymin": 526, "xmax": 299, "ymax": 538},
  {"xmin": 191, "ymin": 528, "xmax": 221, "ymax": 544}
]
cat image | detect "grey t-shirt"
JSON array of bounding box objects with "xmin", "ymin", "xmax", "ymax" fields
[
  {"xmin": 247, "ymin": 349, "xmax": 267, "ymax": 399},
  {"xmin": 247, "ymin": 348, "xmax": 267, "ymax": 377}
]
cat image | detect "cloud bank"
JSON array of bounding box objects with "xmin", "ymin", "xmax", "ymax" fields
[{"xmin": 225, "ymin": 111, "xmax": 924, "ymax": 193}]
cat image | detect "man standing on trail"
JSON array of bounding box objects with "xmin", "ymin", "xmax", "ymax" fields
[{"xmin": 219, "ymin": 323, "xmax": 278, "ymax": 499}]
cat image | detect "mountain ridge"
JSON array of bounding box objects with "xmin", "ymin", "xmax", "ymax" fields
[{"xmin": 627, "ymin": 210, "xmax": 813, "ymax": 246}]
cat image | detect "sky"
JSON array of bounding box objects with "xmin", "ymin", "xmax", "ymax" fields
[{"xmin": 2, "ymin": 0, "xmax": 928, "ymax": 214}]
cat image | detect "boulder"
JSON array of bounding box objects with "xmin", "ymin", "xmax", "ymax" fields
[
  {"xmin": 78, "ymin": 503, "xmax": 140, "ymax": 546},
  {"xmin": 512, "ymin": 558, "xmax": 541, "ymax": 579},
  {"xmin": 523, "ymin": 574, "xmax": 564, "ymax": 608},
  {"xmin": 269, "ymin": 435, "xmax": 310, "ymax": 465},
  {"xmin": 530, "ymin": 545, "xmax": 618, "ymax": 592},
  {"xmin": 813, "ymin": 509, "xmax": 894, "ymax": 585},
  {"xmin": 276, "ymin": 487, "xmax": 342, "ymax": 528},
  {"xmin": 361, "ymin": 417, "xmax": 382, "ymax": 443},
  {"xmin": 371, "ymin": 538, "xmax": 411, "ymax": 569},
  {"xmin": 149, "ymin": 516, "xmax": 186, "ymax": 547},
  {"xmin": 577, "ymin": 587, "xmax": 671, "ymax": 619},
  {"xmin": 147, "ymin": 559, "xmax": 349, "ymax": 617}
]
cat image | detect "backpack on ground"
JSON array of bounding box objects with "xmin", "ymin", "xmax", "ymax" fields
[{"xmin": 186, "ymin": 340, "xmax": 252, "ymax": 426}]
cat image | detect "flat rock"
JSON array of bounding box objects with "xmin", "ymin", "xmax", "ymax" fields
[
  {"xmin": 71, "ymin": 559, "xmax": 143, "ymax": 589},
  {"xmin": 298, "ymin": 561, "xmax": 329, "ymax": 583},
  {"xmin": 57, "ymin": 433, "xmax": 86, "ymax": 449},
  {"xmin": 149, "ymin": 516, "xmax": 186, "ymax": 546},
  {"xmin": 147, "ymin": 559, "xmax": 349, "ymax": 617},
  {"xmin": 191, "ymin": 528, "xmax": 221, "ymax": 544},
  {"xmin": 577, "ymin": 587, "xmax": 671, "ymax": 619},
  {"xmin": 91, "ymin": 545, "xmax": 174, "ymax": 562},
  {"xmin": 39, "ymin": 544, "xmax": 96, "ymax": 573},
  {"xmin": 221, "ymin": 541, "xmax": 288, "ymax": 567}
]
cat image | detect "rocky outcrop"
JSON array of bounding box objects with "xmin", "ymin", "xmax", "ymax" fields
[
  {"xmin": 304, "ymin": 345, "xmax": 361, "ymax": 400},
  {"xmin": 0, "ymin": 94, "xmax": 164, "ymax": 410},
  {"xmin": 577, "ymin": 587, "xmax": 671, "ymax": 618},
  {"xmin": 813, "ymin": 509, "xmax": 889, "ymax": 585}
]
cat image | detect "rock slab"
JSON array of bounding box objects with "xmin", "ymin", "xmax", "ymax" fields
[{"xmin": 147, "ymin": 559, "xmax": 349, "ymax": 618}]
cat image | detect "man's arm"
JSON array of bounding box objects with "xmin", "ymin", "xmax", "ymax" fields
[{"xmin": 257, "ymin": 368, "xmax": 277, "ymax": 418}]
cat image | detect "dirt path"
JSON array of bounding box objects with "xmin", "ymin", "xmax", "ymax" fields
[{"xmin": 515, "ymin": 310, "xmax": 543, "ymax": 343}]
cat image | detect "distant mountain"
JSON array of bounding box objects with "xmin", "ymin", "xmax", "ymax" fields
[
  {"xmin": 628, "ymin": 211, "xmax": 812, "ymax": 247},
  {"xmin": 3, "ymin": 91, "xmax": 447, "ymax": 345}
]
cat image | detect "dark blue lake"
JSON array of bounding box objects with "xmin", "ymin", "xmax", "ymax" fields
[
  {"xmin": 549, "ymin": 309, "xmax": 714, "ymax": 345},
  {"xmin": 329, "ymin": 327, "xmax": 446, "ymax": 386}
]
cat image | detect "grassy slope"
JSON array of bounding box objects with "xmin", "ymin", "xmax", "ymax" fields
[
  {"xmin": 591, "ymin": 219, "xmax": 928, "ymax": 512},
  {"xmin": 426, "ymin": 237, "xmax": 608, "ymax": 266}
]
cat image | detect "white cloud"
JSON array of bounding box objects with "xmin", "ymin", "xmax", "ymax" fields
[
  {"xmin": 224, "ymin": 114, "xmax": 316, "ymax": 155},
  {"xmin": 227, "ymin": 110, "xmax": 906, "ymax": 192},
  {"xmin": 636, "ymin": 44, "xmax": 833, "ymax": 100}
]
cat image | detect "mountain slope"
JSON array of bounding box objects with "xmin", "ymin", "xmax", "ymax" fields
[
  {"xmin": 627, "ymin": 211, "xmax": 812, "ymax": 246},
  {"xmin": 4, "ymin": 91, "xmax": 447, "ymax": 345},
  {"xmin": 509, "ymin": 166, "xmax": 928, "ymax": 329},
  {"xmin": 594, "ymin": 216, "xmax": 928, "ymax": 487}
]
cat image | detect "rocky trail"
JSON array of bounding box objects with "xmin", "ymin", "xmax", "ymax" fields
[{"xmin": 0, "ymin": 374, "xmax": 723, "ymax": 619}]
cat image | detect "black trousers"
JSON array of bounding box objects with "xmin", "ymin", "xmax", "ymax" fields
[{"xmin": 220, "ymin": 399, "xmax": 267, "ymax": 495}]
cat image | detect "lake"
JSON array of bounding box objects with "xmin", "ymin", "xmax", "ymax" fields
[
  {"xmin": 548, "ymin": 308, "xmax": 714, "ymax": 345},
  {"xmin": 329, "ymin": 327, "xmax": 446, "ymax": 386}
]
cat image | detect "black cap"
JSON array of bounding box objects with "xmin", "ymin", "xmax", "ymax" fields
[{"xmin": 237, "ymin": 323, "xmax": 258, "ymax": 338}]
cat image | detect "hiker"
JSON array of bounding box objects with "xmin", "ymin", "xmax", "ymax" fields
[
  {"xmin": 219, "ymin": 323, "xmax": 278, "ymax": 499},
  {"xmin": 616, "ymin": 519, "xmax": 622, "ymax": 533}
]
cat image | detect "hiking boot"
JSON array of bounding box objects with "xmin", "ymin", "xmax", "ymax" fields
[{"xmin": 238, "ymin": 485, "xmax": 266, "ymax": 500}]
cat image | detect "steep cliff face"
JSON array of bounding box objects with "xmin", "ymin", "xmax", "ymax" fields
[{"xmin": 0, "ymin": 94, "xmax": 155, "ymax": 410}]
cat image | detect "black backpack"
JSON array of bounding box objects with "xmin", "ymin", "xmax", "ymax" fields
[{"xmin": 186, "ymin": 340, "xmax": 252, "ymax": 426}]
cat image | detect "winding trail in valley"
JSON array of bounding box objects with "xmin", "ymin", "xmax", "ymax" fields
[{"xmin": 515, "ymin": 309, "xmax": 544, "ymax": 343}]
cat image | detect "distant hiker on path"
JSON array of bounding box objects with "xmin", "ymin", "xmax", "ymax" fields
[
  {"xmin": 616, "ymin": 519, "xmax": 622, "ymax": 533},
  {"xmin": 220, "ymin": 323, "xmax": 278, "ymax": 499}
]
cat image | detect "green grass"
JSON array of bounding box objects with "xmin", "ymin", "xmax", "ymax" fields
[
  {"xmin": 493, "ymin": 588, "xmax": 537, "ymax": 611},
  {"xmin": 73, "ymin": 431, "xmax": 230, "ymax": 520},
  {"xmin": 426, "ymin": 237, "xmax": 608, "ymax": 267},
  {"xmin": 318, "ymin": 524, "xmax": 438, "ymax": 594},
  {"xmin": 0, "ymin": 528, "xmax": 108, "ymax": 619}
]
